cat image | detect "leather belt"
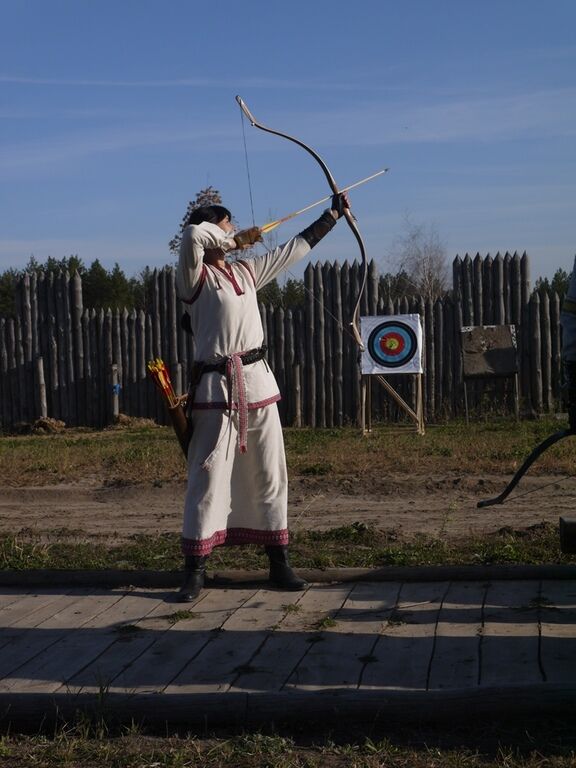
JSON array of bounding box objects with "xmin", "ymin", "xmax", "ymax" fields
[{"xmin": 201, "ymin": 345, "xmax": 267, "ymax": 375}]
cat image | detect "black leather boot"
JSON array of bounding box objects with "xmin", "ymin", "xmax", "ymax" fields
[
  {"xmin": 265, "ymin": 545, "xmax": 308, "ymax": 591},
  {"xmin": 178, "ymin": 555, "xmax": 207, "ymax": 602}
]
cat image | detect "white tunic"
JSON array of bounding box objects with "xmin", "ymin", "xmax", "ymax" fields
[
  {"xmin": 177, "ymin": 222, "xmax": 311, "ymax": 408},
  {"xmin": 176, "ymin": 221, "xmax": 312, "ymax": 555}
]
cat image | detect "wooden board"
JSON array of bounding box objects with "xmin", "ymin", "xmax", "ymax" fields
[
  {"xmin": 1, "ymin": 590, "xmax": 167, "ymax": 693},
  {"xmin": 63, "ymin": 589, "xmax": 177, "ymax": 694},
  {"xmin": 427, "ymin": 581, "xmax": 485, "ymax": 690},
  {"xmin": 0, "ymin": 589, "xmax": 77, "ymax": 636},
  {"xmin": 0, "ymin": 589, "xmax": 102, "ymax": 681},
  {"xmin": 0, "ymin": 578, "xmax": 570, "ymax": 711},
  {"xmin": 166, "ymin": 588, "xmax": 311, "ymax": 695},
  {"xmin": 479, "ymin": 580, "xmax": 543, "ymax": 687},
  {"xmin": 116, "ymin": 588, "xmax": 259, "ymax": 694},
  {"xmin": 231, "ymin": 585, "xmax": 354, "ymax": 693},
  {"xmin": 284, "ymin": 582, "xmax": 402, "ymax": 690},
  {"xmin": 360, "ymin": 582, "xmax": 449, "ymax": 690},
  {"xmin": 0, "ymin": 588, "xmax": 31, "ymax": 611},
  {"xmin": 539, "ymin": 580, "xmax": 576, "ymax": 684}
]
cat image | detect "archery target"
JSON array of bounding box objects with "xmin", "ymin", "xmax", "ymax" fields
[{"xmin": 361, "ymin": 314, "xmax": 423, "ymax": 374}]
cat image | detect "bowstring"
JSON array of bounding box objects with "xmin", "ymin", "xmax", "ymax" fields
[
  {"xmin": 238, "ymin": 104, "xmax": 257, "ymax": 228},
  {"xmin": 500, "ymin": 472, "xmax": 576, "ymax": 503},
  {"xmin": 285, "ymin": 263, "xmax": 363, "ymax": 347},
  {"xmin": 237, "ymin": 105, "xmax": 361, "ymax": 347}
]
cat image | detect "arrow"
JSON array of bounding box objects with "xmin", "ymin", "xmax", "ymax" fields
[{"xmin": 259, "ymin": 168, "xmax": 389, "ymax": 234}]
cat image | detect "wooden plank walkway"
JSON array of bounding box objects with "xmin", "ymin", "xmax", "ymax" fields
[{"xmin": 0, "ymin": 580, "xmax": 574, "ymax": 727}]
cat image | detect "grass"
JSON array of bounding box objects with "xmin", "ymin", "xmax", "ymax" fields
[
  {"xmin": 0, "ymin": 520, "xmax": 572, "ymax": 571},
  {"xmin": 166, "ymin": 609, "xmax": 200, "ymax": 624},
  {"xmin": 0, "ymin": 717, "xmax": 575, "ymax": 767},
  {"xmin": 0, "ymin": 422, "xmax": 182, "ymax": 487},
  {"xmin": 1, "ymin": 417, "xmax": 575, "ymax": 572},
  {"xmin": 1, "ymin": 420, "xmax": 575, "ymax": 763},
  {"xmin": 313, "ymin": 616, "xmax": 338, "ymax": 630},
  {"xmin": 284, "ymin": 417, "xmax": 576, "ymax": 477},
  {"xmin": 1, "ymin": 416, "xmax": 576, "ymax": 487},
  {"xmin": 1, "ymin": 417, "xmax": 574, "ymax": 570}
]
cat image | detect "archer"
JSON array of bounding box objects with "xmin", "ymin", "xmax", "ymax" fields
[{"xmin": 174, "ymin": 193, "xmax": 350, "ymax": 602}]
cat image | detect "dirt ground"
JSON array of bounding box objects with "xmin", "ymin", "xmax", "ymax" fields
[{"xmin": 1, "ymin": 471, "xmax": 575, "ymax": 543}]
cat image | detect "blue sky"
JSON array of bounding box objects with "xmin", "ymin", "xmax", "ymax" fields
[{"xmin": 1, "ymin": 0, "xmax": 575, "ymax": 283}]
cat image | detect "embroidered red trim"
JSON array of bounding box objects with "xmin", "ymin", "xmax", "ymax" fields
[
  {"xmin": 192, "ymin": 394, "xmax": 281, "ymax": 410},
  {"xmin": 181, "ymin": 527, "xmax": 289, "ymax": 556},
  {"xmin": 182, "ymin": 264, "xmax": 207, "ymax": 305},
  {"xmin": 214, "ymin": 264, "xmax": 244, "ymax": 295}
]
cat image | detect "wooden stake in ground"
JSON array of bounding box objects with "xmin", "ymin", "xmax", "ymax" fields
[{"xmin": 147, "ymin": 358, "xmax": 190, "ymax": 458}]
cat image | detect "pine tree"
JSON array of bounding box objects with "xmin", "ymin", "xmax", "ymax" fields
[
  {"xmin": 0, "ymin": 268, "xmax": 18, "ymax": 316},
  {"xmin": 169, "ymin": 186, "xmax": 223, "ymax": 256},
  {"xmin": 535, "ymin": 267, "xmax": 571, "ymax": 298}
]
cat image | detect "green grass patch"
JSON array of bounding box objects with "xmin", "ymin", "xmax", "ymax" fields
[
  {"xmin": 2, "ymin": 417, "xmax": 576, "ymax": 487},
  {"xmin": 313, "ymin": 616, "xmax": 338, "ymax": 630},
  {"xmin": 0, "ymin": 522, "xmax": 572, "ymax": 572},
  {"xmin": 284, "ymin": 417, "xmax": 576, "ymax": 477},
  {"xmin": 1, "ymin": 719, "xmax": 576, "ymax": 767},
  {"xmin": 0, "ymin": 424, "xmax": 186, "ymax": 487},
  {"xmin": 166, "ymin": 609, "xmax": 200, "ymax": 624}
]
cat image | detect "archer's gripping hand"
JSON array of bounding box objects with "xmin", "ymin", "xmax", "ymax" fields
[
  {"xmin": 233, "ymin": 226, "xmax": 262, "ymax": 250},
  {"xmin": 330, "ymin": 192, "xmax": 350, "ymax": 219}
]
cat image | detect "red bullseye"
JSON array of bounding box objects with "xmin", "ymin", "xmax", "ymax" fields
[{"xmin": 379, "ymin": 332, "xmax": 404, "ymax": 356}]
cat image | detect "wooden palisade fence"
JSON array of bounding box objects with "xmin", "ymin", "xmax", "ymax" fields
[{"xmin": 0, "ymin": 252, "xmax": 564, "ymax": 430}]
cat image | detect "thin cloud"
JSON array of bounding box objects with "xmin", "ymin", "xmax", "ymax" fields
[
  {"xmin": 0, "ymin": 125, "xmax": 236, "ymax": 173},
  {"xmin": 0, "ymin": 106, "xmax": 117, "ymax": 120},
  {"xmin": 1, "ymin": 86, "xmax": 575, "ymax": 180},
  {"xmin": 532, "ymin": 44, "xmax": 576, "ymax": 62},
  {"xmin": 0, "ymin": 74, "xmax": 370, "ymax": 91},
  {"xmin": 279, "ymin": 87, "xmax": 576, "ymax": 145}
]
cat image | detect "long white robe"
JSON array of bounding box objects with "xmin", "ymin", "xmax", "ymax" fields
[{"xmin": 176, "ymin": 221, "xmax": 312, "ymax": 555}]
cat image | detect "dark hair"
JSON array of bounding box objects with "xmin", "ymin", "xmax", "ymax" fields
[{"xmin": 186, "ymin": 205, "xmax": 232, "ymax": 227}]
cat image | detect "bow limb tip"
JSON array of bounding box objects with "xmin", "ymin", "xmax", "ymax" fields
[
  {"xmin": 477, "ymin": 496, "xmax": 503, "ymax": 509},
  {"xmin": 476, "ymin": 426, "xmax": 574, "ymax": 509},
  {"xmin": 235, "ymin": 95, "xmax": 257, "ymax": 125}
]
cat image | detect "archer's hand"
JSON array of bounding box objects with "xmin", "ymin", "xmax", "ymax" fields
[
  {"xmin": 330, "ymin": 192, "xmax": 350, "ymax": 219},
  {"xmin": 233, "ymin": 226, "xmax": 263, "ymax": 250}
]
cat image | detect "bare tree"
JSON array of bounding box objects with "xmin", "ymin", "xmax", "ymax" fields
[{"xmin": 387, "ymin": 214, "xmax": 449, "ymax": 301}]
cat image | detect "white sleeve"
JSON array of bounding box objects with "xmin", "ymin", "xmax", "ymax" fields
[
  {"xmin": 176, "ymin": 222, "xmax": 235, "ymax": 301},
  {"xmin": 250, "ymin": 235, "xmax": 312, "ymax": 290}
]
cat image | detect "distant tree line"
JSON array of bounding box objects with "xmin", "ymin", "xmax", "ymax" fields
[
  {"xmin": 3, "ymin": 183, "xmax": 569, "ymax": 318},
  {"xmin": 0, "ymin": 256, "xmax": 155, "ymax": 317},
  {"xmin": 3, "ymin": 254, "xmax": 570, "ymax": 320}
]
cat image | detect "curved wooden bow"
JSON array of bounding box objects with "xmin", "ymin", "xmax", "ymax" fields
[
  {"xmin": 477, "ymin": 426, "xmax": 575, "ymax": 507},
  {"xmin": 236, "ymin": 95, "xmax": 367, "ymax": 350}
]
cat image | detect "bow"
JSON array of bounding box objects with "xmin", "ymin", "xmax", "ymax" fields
[
  {"xmin": 477, "ymin": 426, "xmax": 575, "ymax": 508},
  {"xmin": 236, "ymin": 95, "xmax": 367, "ymax": 350}
]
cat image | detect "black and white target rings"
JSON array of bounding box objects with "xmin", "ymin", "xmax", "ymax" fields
[{"xmin": 360, "ymin": 315, "xmax": 423, "ymax": 374}]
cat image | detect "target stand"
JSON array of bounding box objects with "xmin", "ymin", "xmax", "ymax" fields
[{"xmin": 360, "ymin": 315, "xmax": 425, "ymax": 435}]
